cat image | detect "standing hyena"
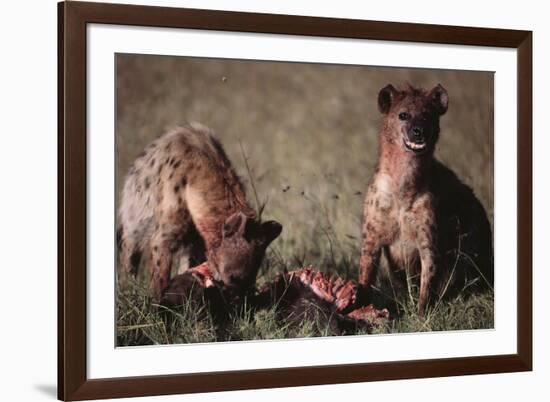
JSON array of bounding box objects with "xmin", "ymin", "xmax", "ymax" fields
[
  {"xmin": 359, "ymin": 84, "xmax": 493, "ymax": 315},
  {"xmin": 118, "ymin": 123, "xmax": 282, "ymax": 300}
]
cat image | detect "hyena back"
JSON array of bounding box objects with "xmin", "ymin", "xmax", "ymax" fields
[
  {"xmin": 118, "ymin": 123, "xmax": 282, "ymax": 300},
  {"xmin": 359, "ymin": 84, "xmax": 493, "ymax": 315}
]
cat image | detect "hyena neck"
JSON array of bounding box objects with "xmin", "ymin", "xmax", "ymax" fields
[
  {"xmin": 187, "ymin": 174, "xmax": 256, "ymax": 251},
  {"xmin": 377, "ymin": 133, "xmax": 433, "ymax": 201},
  {"xmin": 198, "ymin": 205, "xmax": 256, "ymax": 251}
]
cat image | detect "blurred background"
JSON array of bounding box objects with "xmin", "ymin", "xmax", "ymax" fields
[{"xmin": 116, "ymin": 54, "xmax": 493, "ymax": 282}]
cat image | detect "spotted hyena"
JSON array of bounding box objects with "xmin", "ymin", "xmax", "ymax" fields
[
  {"xmin": 359, "ymin": 84, "xmax": 493, "ymax": 315},
  {"xmin": 118, "ymin": 123, "xmax": 282, "ymax": 300}
]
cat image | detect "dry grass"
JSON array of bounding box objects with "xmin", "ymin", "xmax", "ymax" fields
[{"xmin": 115, "ymin": 54, "xmax": 494, "ymax": 346}]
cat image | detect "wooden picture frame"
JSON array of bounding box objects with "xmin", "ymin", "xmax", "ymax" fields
[{"xmin": 58, "ymin": 1, "xmax": 532, "ymax": 400}]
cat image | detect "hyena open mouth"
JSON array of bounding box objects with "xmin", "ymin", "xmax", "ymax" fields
[{"xmin": 402, "ymin": 137, "xmax": 427, "ymax": 153}]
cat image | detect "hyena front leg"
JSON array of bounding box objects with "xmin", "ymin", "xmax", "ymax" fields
[
  {"xmin": 418, "ymin": 247, "xmax": 436, "ymax": 316},
  {"xmin": 175, "ymin": 226, "xmax": 206, "ymax": 275},
  {"xmin": 150, "ymin": 211, "xmax": 191, "ymax": 301},
  {"xmin": 359, "ymin": 220, "xmax": 382, "ymax": 292},
  {"xmin": 416, "ymin": 215, "xmax": 437, "ymax": 316},
  {"xmin": 175, "ymin": 246, "xmax": 192, "ymax": 275},
  {"xmin": 359, "ymin": 242, "xmax": 382, "ymax": 287},
  {"xmin": 150, "ymin": 230, "xmax": 172, "ymax": 302}
]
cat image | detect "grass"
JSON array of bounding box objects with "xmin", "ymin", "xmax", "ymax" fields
[
  {"xmin": 115, "ymin": 54, "xmax": 494, "ymax": 346},
  {"xmin": 116, "ymin": 276, "xmax": 493, "ymax": 346}
]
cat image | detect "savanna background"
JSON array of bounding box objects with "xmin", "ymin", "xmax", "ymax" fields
[{"xmin": 116, "ymin": 54, "xmax": 494, "ymax": 346}]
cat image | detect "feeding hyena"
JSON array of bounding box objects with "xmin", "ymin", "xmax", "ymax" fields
[
  {"xmin": 118, "ymin": 123, "xmax": 282, "ymax": 301},
  {"xmin": 359, "ymin": 84, "xmax": 493, "ymax": 315}
]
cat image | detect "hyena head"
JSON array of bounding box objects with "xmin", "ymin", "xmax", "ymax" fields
[
  {"xmin": 208, "ymin": 211, "xmax": 282, "ymax": 291},
  {"xmin": 378, "ymin": 83, "xmax": 449, "ymax": 155}
]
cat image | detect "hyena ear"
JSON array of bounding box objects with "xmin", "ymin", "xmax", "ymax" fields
[
  {"xmin": 378, "ymin": 84, "xmax": 398, "ymax": 114},
  {"xmin": 260, "ymin": 220, "xmax": 282, "ymax": 246},
  {"xmin": 222, "ymin": 212, "xmax": 248, "ymax": 238},
  {"xmin": 429, "ymin": 84, "xmax": 449, "ymax": 115}
]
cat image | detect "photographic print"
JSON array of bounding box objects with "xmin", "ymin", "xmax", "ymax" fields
[
  {"xmin": 115, "ymin": 54, "xmax": 494, "ymax": 347},
  {"xmin": 59, "ymin": 3, "xmax": 531, "ymax": 398}
]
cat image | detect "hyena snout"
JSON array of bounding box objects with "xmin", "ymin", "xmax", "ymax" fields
[
  {"xmin": 404, "ymin": 122, "xmax": 432, "ymax": 152},
  {"xmin": 209, "ymin": 211, "xmax": 282, "ymax": 289},
  {"xmin": 410, "ymin": 125, "xmax": 424, "ymax": 142}
]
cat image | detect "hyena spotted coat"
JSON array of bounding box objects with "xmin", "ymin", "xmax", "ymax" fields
[
  {"xmin": 359, "ymin": 84, "xmax": 493, "ymax": 315},
  {"xmin": 118, "ymin": 123, "xmax": 282, "ymax": 300}
]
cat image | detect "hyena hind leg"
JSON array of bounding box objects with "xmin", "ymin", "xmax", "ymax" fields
[{"xmin": 118, "ymin": 233, "xmax": 143, "ymax": 281}]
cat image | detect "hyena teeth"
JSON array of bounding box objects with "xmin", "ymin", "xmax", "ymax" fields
[{"xmin": 405, "ymin": 139, "xmax": 426, "ymax": 150}]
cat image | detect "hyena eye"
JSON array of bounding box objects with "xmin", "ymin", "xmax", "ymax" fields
[{"xmin": 398, "ymin": 112, "xmax": 411, "ymax": 121}]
